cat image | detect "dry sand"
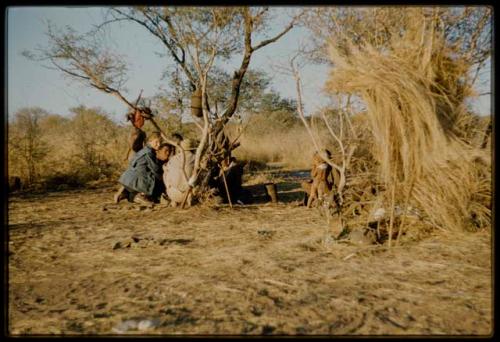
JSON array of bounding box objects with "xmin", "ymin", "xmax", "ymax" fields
[{"xmin": 7, "ymin": 172, "xmax": 492, "ymax": 336}]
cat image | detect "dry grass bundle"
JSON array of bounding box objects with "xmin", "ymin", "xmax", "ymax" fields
[{"xmin": 326, "ymin": 8, "xmax": 491, "ymax": 232}]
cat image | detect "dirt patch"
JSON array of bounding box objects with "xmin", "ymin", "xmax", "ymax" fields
[{"xmin": 7, "ymin": 174, "xmax": 492, "ymax": 336}]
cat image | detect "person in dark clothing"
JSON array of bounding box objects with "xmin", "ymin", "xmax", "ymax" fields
[
  {"xmin": 217, "ymin": 156, "xmax": 250, "ymax": 204},
  {"xmin": 114, "ymin": 132, "xmax": 165, "ymax": 204}
]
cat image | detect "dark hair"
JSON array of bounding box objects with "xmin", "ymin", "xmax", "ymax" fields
[
  {"xmin": 126, "ymin": 111, "xmax": 134, "ymax": 122},
  {"xmin": 324, "ymin": 149, "xmax": 332, "ymax": 158},
  {"xmin": 313, "ymin": 149, "xmax": 332, "ymax": 162},
  {"xmin": 171, "ymin": 133, "xmax": 183, "ymax": 142},
  {"xmin": 158, "ymin": 143, "xmax": 174, "ymax": 152}
]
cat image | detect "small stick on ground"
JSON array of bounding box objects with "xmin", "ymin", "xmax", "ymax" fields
[
  {"xmin": 376, "ymin": 220, "xmax": 381, "ymax": 242},
  {"xmin": 221, "ymin": 167, "xmax": 233, "ymax": 209},
  {"xmin": 263, "ymin": 279, "xmax": 295, "ymax": 288},
  {"xmin": 181, "ymin": 188, "xmax": 192, "ymax": 209},
  {"xmin": 343, "ymin": 253, "xmax": 357, "ymax": 261}
]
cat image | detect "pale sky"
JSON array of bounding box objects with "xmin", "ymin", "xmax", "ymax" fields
[{"xmin": 6, "ymin": 6, "xmax": 492, "ymax": 124}]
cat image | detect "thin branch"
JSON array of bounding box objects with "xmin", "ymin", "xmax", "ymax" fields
[
  {"xmin": 92, "ymin": 17, "xmax": 130, "ymax": 32},
  {"xmin": 111, "ymin": 7, "xmax": 197, "ymax": 88},
  {"xmin": 291, "ymin": 58, "xmax": 343, "ymax": 174},
  {"xmin": 252, "ymin": 20, "xmax": 295, "ymax": 51},
  {"xmin": 50, "ymin": 58, "xmax": 91, "ymax": 82}
]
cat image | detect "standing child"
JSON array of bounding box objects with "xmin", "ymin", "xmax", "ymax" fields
[{"xmin": 306, "ymin": 149, "xmax": 333, "ymax": 208}]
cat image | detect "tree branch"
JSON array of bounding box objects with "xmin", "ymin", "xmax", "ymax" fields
[
  {"xmin": 221, "ymin": 9, "xmax": 254, "ymax": 120},
  {"xmin": 111, "ymin": 7, "xmax": 197, "ymax": 88},
  {"xmin": 252, "ymin": 20, "xmax": 295, "ymax": 51}
]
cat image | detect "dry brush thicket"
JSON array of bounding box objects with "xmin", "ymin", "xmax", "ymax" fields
[
  {"xmin": 8, "ymin": 107, "xmax": 155, "ymax": 191},
  {"xmin": 7, "ymin": 106, "xmax": 310, "ymax": 191},
  {"xmin": 323, "ymin": 8, "xmax": 491, "ymax": 235}
]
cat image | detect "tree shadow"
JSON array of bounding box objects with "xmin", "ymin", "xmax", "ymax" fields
[{"xmin": 276, "ymin": 181, "xmax": 307, "ymax": 203}]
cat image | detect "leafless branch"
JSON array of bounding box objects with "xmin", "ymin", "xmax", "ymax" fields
[{"xmin": 252, "ymin": 20, "xmax": 295, "ymax": 51}]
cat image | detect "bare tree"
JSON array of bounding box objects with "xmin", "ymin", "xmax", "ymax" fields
[
  {"xmin": 9, "ymin": 108, "xmax": 50, "ymax": 186},
  {"xmin": 103, "ymin": 8, "xmax": 301, "ymax": 194},
  {"xmin": 26, "ymin": 7, "xmax": 301, "ymax": 205},
  {"xmin": 69, "ymin": 106, "xmax": 120, "ymax": 177}
]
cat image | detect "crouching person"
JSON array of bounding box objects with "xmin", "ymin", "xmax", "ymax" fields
[
  {"xmin": 163, "ymin": 138, "xmax": 197, "ymax": 207},
  {"xmin": 114, "ymin": 132, "xmax": 165, "ymax": 205},
  {"xmin": 155, "ymin": 142, "xmax": 174, "ymax": 204}
]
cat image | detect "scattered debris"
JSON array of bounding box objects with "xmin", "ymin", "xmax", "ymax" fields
[
  {"xmin": 113, "ymin": 235, "xmax": 193, "ymax": 250},
  {"xmin": 262, "ymin": 324, "xmax": 276, "ymax": 335},
  {"xmin": 375, "ymin": 310, "xmax": 408, "ymax": 330},
  {"xmin": 112, "ymin": 318, "xmax": 161, "ymax": 333},
  {"xmin": 347, "ymin": 228, "xmax": 377, "ymax": 246},
  {"xmin": 262, "ymin": 278, "xmax": 295, "ymax": 288},
  {"xmin": 343, "ymin": 253, "xmax": 357, "ymax": 261},
  {"xmin": 258, "ymin": 230, "xmax": 276, "ymax": 239},
  {"xmin": 112, "ymin": 319, "xmax": 138, "ymax": 333},
  {"xmin": 138, "ymin": 318, "xmax": 161, "ymax": 331},
  {"xmin": 372, "ymin": 208, "xmax": 386, "ymax": 221},
  {"xmin": 112, "ymin": 239, "xmax": 132, "ymax": 250}
]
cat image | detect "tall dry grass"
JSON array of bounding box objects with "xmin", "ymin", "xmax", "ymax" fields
[
  {"xmin": 226, "ymin": 114, "xmax": 336, "ymax": 170},
  {"xmin": 325, "ymin": 8, "xmax": 491, "ymax": 232},
  {"xmin": 232, "ymin": 126, "xmax": 325, "ymax": 169},
  {"xmin": 9, "ymin": 105, "xmax": 322, "ymax": 190}
]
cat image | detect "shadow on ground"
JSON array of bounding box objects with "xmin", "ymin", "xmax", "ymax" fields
[{"xmin": 243, "ymin": 169, "xmax": 310, "ymax": 205}]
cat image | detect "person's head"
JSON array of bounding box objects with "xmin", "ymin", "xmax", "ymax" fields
[
  {"xmin": 171, "ymin": 133, "xmax": 183, "ymax": 144},
  {"xmin": 156, "ymin": 143, "xmax": 174, "ymax": 162},
  {"xmin": 147, "ymin": 132, "xmax": 163, "ymax": 150},
  {"xmin": 313, "ymin": 149, "xmax": 331, "ymax": 165},
  {"xmin": 126, "ymin": 111, "xmax": 134, "ymax": 122},
  {"xmin": 323, "ymin": 149, "xmax": 332, "ymax": 159}
]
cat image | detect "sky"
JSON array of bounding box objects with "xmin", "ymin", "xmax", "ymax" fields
[{"xmin": 6, "ymin": 6, "xmax": 492, "ymax": 125}]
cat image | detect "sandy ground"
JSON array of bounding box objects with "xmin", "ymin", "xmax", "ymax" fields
[{"xmin": 7, "ymin": 171, "xmax": 492, "ymax": 336}]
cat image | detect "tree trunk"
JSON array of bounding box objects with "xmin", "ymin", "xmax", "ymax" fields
[{"xmin": 194, "ymin": 120, "xmax": 233, "ymax": 201}]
